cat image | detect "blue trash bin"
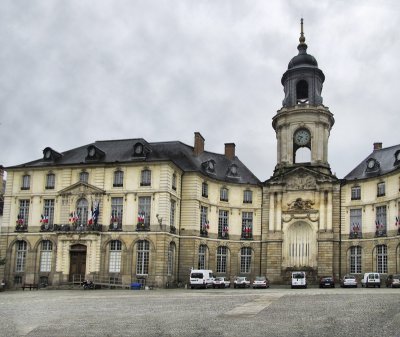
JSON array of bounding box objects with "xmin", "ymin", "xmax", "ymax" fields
[{"xmin": 131, "ymin": 282, "xmax": 141, "ymax": 290}]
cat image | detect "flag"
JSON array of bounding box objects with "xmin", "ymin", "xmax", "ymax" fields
[
  {"xmin": 375, "ymin": 220, "xmax": 379, "ymax": 229},
  {"xmin": 92, "ymin": 201, "xmax": 99, "ymax": 225},
  {"xmin": 396, "ymin": 216, "xmax": 399, "ymax": 226},
  {"xmin": 87, "ymin": 203, "xmax": 93, "ymax": 225},
  {"xmin": 138, "ymin": 212, "xmax": 145, "ymax": 223}
]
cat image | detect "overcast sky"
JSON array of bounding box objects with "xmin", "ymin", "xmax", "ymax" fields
[{"xmin": 1, "ymin": 0, "xmax": 399, "ymax": 181}]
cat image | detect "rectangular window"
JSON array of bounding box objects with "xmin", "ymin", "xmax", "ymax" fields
[
  {"xmin": 216, "ymin": 246, "xmax": 227, "ymax": 273},
  {"xmin": 243, "ymin": 190, "xmax": 253, "ymax": 203},
  {"xmin": 218, "ymin": 210, "xmax": 229, "ymax": 238},
  {"xmin": 170, "ymin": 200, "xmax": 176, "ymax": 227},
  {"xmin": 140, "ymin": 170, "xmax": 151, "ymax": 186},
  {"xmin": 376, "ymin": 205, "xmax": 387, "ymax": 236},
  {"xmin": 202, "ymin": 182, "xmax": 208, "ymax": 198},
  {"xmin": 138, "ymin": 196, "xmax": 151, "ymax": 225},
  {"xmin": 16, "ymin": 241, "xmax": 27, "ymax": 272},
  {"xmin": 40, "ymin": 241, "xmax": 53, "ymax": 272},
  {"xmin": 351, "ymin": 186, "xmax": 361, "ymax": 200},
  {"xmin": 43, "ymin": 199, "xmax": 55, "ymax": 226},
  {"xmin": 220, "ymin": 188, "xmax": 228, "ymax": 202},
  {"xmin": 136, "ymin": 241, "xmax": 149, "ymax": 275},
  {"xmin": 377, "ymin": 182, "xmax": 385, "ymax": 197},
  {"xmin": 113, "ymin": 171, "xmax": 124, "ymax": 187},
  {"xmin": 111, "ymin": 197, "xmax": 124, "ymax": 226},
  {"xmin": 376, "ymin": 245, "xmax": 387, "ymax": 274},
  {"xmin": 349, "ymin": 208, "xmax": 362, "ymax": 238},
  {"xmin": 200, "ymin": 206, "xmax": 208, "ymax": 234},
  {"xmin": 79, "ymin": 172, "xmax": 89, "ymax": 183},
  {"xmin": 242, "ymin": 212, "xmax": 253, "ymax": 239},
  {"xmin": 21, "ymin": 175, "xmax": 30, "ymax": 190},
  {"xmin": 198, "ymin": 245, "xmax": 206, "ymax": 269},
  {"xmin": 109, "ymin": 241, "xmax": 122, "ymax": 273},
  {"xmin": 240, "ymin": 247, "xmax": 252, "ymax": 273},
  {"xmin": 45, "ymin": 173, "xmax": 55, "ymax": 189},
  {"xmin": 18, "ymin": 200, "xmax": 30, "ymax": 227},
  {"xmin": 172, "ymin": 174, "xmax": 177, "ymax": 191},
  {"xmin": 350, "ymin": 246, "xmax": 362, "ymax": 274}
]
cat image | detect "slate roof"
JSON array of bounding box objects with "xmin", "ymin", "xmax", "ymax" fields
[
  {"xmin": 344, "ymin": 144, "xmax": 400, "ymax": 181},
  {"xmin": 8, "ymin": 138, "xmax": 261, "ymax": 185}
]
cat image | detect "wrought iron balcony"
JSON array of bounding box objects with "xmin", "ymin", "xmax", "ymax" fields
[
  {"xmin": 170, "ymin": 226, "xmax": 176, "ymax": 234},
  {"xmin": 109, "ymin": 223, "xmax": 122, "ymax": 231},
  {"xmin": 136, "ymin": 223, "xmax": 150, "ymax": 231},
  {"xmin": 218, "ymin": 232, "xmax": 229, "ymax": 240},
  {"xmin": 15, "ymin": 224, "xmax": 28, "ymax": 232},
  {"xmin": 53, "ymin": 223, "xmax": 103, "ymax": 232},
  {"xmin": 200, "ymin": 229, "xmax": 208, "ymax": 237},
  {"xmin": 349, "ymin": 232, "xmax": 362, "ymax": 239},
  {"xmin": 241, "ymin": 233, "xmax": 253, "ymax": 240},
  {"xmin": 375, "ymin": 229, "xmax": 387, "ymax": 237}
]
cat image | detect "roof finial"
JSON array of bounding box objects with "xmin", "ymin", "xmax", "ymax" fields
[
  {"xmin": 299, "ymin": 18, "xmax": 306, "ymax": 44},
  {"xmin": 297, "ymin": 18, "xmax": 307, "ymax": 53}
]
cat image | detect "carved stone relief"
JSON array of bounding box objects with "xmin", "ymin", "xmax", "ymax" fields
[{"xmin": 286, "ymin": 173, "xmax": 316, "ymax": 190}]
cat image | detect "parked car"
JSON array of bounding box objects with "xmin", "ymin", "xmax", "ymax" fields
[
  {"xmin": 213, "ymin": 277, "xmax": 230, "ymax": 288},
  {"xmin": 385, "ymin": 274, "xmax": 400, "ymax": 288},
  {"xmin": 319, "ymin": 276, "xmax": 335, "ymax": 288},
  {"xmin": 361, "ymin": 272, "xmax": 381, "ymax": 288},
  {"xmin": 233, "ymin": 277, "xmax": 250, "ymax": 288},
  {"xmin": 252, "ymin": 276, "xmax": 269, "ymax": 289},
  {"xmin": 291, "ymin": 271, "xmax": 307, "ymax": 289},
  {"xmin": 340, "ymin": 274, "xmax": 358, "ymax": 288}
]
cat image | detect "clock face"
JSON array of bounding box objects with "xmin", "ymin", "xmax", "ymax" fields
[{"xmin": 294, "ymin": 129, "xmax": 310, "ymax": 146}]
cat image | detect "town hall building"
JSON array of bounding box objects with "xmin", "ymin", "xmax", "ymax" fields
[{"xmin": 0, "ymin": 21, "xmax": 399, "ymax": 288}]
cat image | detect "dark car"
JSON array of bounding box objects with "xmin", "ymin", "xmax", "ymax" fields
[
  {"xmin": 385, "ymin": 274, "xmax": 400, "ymax": 288},
  {"xmin": 319, "ymin": 276, "xmax": 335, "ymax": 288}
]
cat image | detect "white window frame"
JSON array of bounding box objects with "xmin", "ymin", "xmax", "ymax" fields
[
  {"xmin": 109, "ymin": 240, "xmax": 122, "ymax": 273},
  {"xmin": 136, "ymin": 240, "xmax": 150, "ymax": 275},
  {"xmin": 40, "ymin": 240, "xmax": 53, "ymax": 272}
]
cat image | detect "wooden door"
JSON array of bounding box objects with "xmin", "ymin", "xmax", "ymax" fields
[{"xmin": 69, "ymin": 244, "xmax": 87, "ymax": 282}]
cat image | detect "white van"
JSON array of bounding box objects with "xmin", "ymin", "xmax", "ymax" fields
[
  {"xmin": 190, "ymin": 269, "xmax": 215, "ymax": 289},
  {"xmin": 361, "ymin": 273, "xmax": 381, "ymax": 288},
  {"xmin": 291, "ymin": 271, "xmax": 307, "ymax": 289}
]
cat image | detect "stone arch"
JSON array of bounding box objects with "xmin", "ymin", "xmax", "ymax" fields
[{"xmin": 285, "ymin": 221, "xmax": 316, "ymax": 268}]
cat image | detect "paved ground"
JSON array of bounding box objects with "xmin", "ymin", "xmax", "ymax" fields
[{"xmin": 0, "ymin": 286, "xmax": 399, "ymax": 337}]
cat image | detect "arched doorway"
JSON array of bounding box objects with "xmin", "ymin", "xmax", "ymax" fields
[
  {"xmin": 69, "ymin": 244, "xmax": 87, "ymax": 282},
  {"xmin": 285, "ymin": 222, "xmax": 316, "ymax": 268}
]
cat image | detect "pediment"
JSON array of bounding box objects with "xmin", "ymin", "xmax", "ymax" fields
[
  {"xmin": 267, "ymin": 166, "xmax": 337, "ymax": 190},
  {"xmin": 59, "ymin": 182, "xmax": 105, "ymax": 196}
]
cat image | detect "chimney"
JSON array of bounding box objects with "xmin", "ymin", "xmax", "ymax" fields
[
  {"xmin": 193, "ymin": 132, "xmax": 205, "ymax": 156},
  {"xmin": 373, "ymin": 142, "xmax": 382, "ymax": 152},
  {"xmin": 224, "ymin": 143, "xmax": 236, "ymax": 160}
]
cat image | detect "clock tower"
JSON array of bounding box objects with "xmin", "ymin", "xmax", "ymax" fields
[
  {"xmin": 263, "ymin": 20, "xmax": 340, "ymax": 284},
  {"xmin": 272, "ymin": 19, "xmax": 334, "ymax": 175}
]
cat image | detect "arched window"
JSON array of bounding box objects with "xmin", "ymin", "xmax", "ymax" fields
[
  {"xmin": 113, "ymin": 170, "xmax": 124, "ymax": 187},
  {"xmin": 216, "ymin": 246, "xmax": 227, "ymax": 273},
  {"xmin": 376, "ymin": 245, "xmax": 387, "ymax": 273},
  {"xmin": 76, "ymin": 198, "xmax": 88, "ymax": 226},
  {"xmin": 296, "ymin": 80, "xmax": 309, "ymax": 104},
  {"xmin": 136, "ymin": 240, "xmax": 150, "ymax": 275},
  {"xmin": 109, "ymin": 240, "xmax": 122, "ymax": 273},
  {"xmin": 349, "ymin": 246, "xmax": 362, "ymax": 274},
  {"xmin": 240, "ymin": 247, "xmax": 252, "ymax": 273},
  {"xmin": 40, "ymin": 240, "xmax": 53, "ymax": 272},
  {"xmin": 16, "ymin": 241, "xmax": 27, "ymax": 272},
  {"xmin": 198, "ymin": 245, "xmax": 207, "ymax": 269}
]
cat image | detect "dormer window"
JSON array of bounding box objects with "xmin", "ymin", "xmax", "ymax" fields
[
  {"xmin": 366, "ymin": 158, "xmax": 379, "ymax": 171},
  {"xmin": 227, "ymin": 164, "xmax": 239, "ymax": 177},
  {"xmin": 80, "ymin": 171, "xmax": 89, "ymax": 184},
  {"xmin": 133, "ymin": 142, "xmax": 144, "ymax": 157},
  {"xmin": 42, "ymin": 147, "xmax": 62, "ymax": 161},
  {"xmin": 202, "ymin": 160, "xmax": 216, "ymax": 174},
  {"xmin": 86, "ymin": 145, "xmax": 105, "ymax": 161},
  {"xmin": 394, "ymin": 151, "xmax": 400, "ymax": 166}
]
